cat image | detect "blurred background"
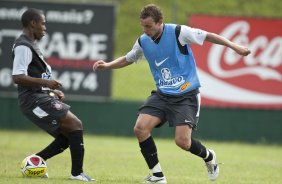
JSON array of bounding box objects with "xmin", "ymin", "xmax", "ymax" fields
[{"xmin": 0, "ymin": 0, "xmax": 282, "ymax": 143}]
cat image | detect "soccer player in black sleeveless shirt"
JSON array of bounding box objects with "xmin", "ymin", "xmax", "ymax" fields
[{"xmin": 12, "ymin": 8, "xmax": 94, "ymax": 182}]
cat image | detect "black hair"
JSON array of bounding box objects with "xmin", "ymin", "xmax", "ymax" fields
[{"xmin": 21, "ymin": 8, "xmax": 44, "ymax": 28}]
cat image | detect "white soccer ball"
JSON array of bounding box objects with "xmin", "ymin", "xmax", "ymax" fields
[{"xmin": 20, "ymin": 155, "xmax": 47, "ymax": 177}]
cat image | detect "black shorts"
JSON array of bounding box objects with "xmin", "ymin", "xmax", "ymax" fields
[
  {"xmin": 139, "ymin": 89, "xmax": 200, "ymax": 129},
  {"xmin": 19, "ymin": 92, "xmax": 70, "ymax": 137}
]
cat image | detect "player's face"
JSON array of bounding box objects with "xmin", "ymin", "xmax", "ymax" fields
[
  {"xmin": 140, "ymin": 16, "xmax": 163, "ymax": 39},
  {"xmin": 33, "ymin": 14, "xmax": 46, "ymax": 40}
]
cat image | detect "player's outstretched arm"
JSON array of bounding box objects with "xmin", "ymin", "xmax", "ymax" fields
[
  {"xmin": 205, "ymin": 32, "xmax": 251, "ymax": 56},
  {"xmin": 93, "ymin": 56, "xmax": 133, "ymax": 72}
]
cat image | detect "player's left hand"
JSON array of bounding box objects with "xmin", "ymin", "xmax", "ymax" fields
[{"xmin": 234, "ymin": 44, "xmax": 251, "ymax": 56}]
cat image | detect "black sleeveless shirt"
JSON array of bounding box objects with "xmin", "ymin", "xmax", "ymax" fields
[{"xmin": 12, "ymin": 34, "xmax": 51, "ymax": 96}]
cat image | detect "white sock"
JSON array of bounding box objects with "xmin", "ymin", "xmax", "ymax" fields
[
  {"xmin": 151, "ymin": 163, "xmax": 162, "ymax": 174},
  {"xmin": 204, "ymin": 150, "xmax": 210, "ymax": 160}
]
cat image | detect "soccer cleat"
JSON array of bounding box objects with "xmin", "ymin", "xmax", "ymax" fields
[
  {"xmin": 205, "ymin": 149, "xmax": 219, "ymax": 181},
  {"xmin": 144, "ymin": 174, "xmax": 167, "ymax": 183},
  {"xmin": 69, "ymin": 172, "xmax": 95, "ymax": 182},
  {"xmin": 42, "ymin": 172, "xmax": 49, "ymax": 178}
]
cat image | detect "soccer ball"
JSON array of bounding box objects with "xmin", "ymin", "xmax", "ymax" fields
[{"xmin": 20, "ymin": 155, "xmax": 47, "ymax": 177}]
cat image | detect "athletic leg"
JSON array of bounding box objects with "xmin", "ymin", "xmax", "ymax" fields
[
  {"xmin": 134, "ymin": 113, "xmax": 166, "ymax": 183},
  {"xmin": 59, "ymin": 111, "xmax": 84, "ymax": 176},
  {"xmin": 174, "ymin": 125, "xmax": 218, "ymax": 180},
  {"xmin": 36, "ymin": 133, "xmax": 69, "ymax": 160},
  {"xmin": 175, "ymin": 125, "xmax": 210, "ymax": 159}
]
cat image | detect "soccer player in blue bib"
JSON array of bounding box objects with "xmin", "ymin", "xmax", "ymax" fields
[{"xmin": 94, "ymin": 4, "xmax": 250, "ymax": 183}]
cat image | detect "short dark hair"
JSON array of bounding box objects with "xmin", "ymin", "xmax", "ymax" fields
[
  {"xmin": 140, "ymin": 4, "xmax": 163, "ymax": 23},
  {"xmin": 21, "ymin": 8, "xmax": 44, "ymax": 27}
]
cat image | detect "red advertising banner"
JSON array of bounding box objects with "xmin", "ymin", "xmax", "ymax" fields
[{"xmin": 189, "ymin": 15, "xmax": 282, "ymax": 109}]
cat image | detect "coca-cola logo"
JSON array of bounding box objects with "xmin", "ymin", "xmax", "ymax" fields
[
  {"xmin": 190, "ymin": 15, "xmax": 282, "ymax": 108},
  {"xmin": 208, "ymin": 21, "xmax": 282, "ymax": 81}
]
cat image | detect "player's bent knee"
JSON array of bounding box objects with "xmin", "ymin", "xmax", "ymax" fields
[
  {"xmin": 133, "ymin": 125, "xmax": 142, "ymax": 136},
  {"xmin": 60, "ymin": 114, "xmax": 83, "ymax": 132},
  {"xmin": 73, "ymin": 118, "xmax": 83, "ymax": 130},
  {"xmin": 133, "ymin": 124, "xmax": 147, "ymax": 137},
  {"xmin": 175, "ymin": 137, "xmax": 191, "ymax": 150}
]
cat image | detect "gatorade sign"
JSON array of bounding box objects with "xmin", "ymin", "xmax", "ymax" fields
[{"xmin": 0, "ymin": 1, "xmax": 115, "ymax": 101}]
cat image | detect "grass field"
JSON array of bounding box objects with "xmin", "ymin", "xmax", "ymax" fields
[{"xmin": 0, "ymin": 130, "xmax": 282, "ymax": 184}]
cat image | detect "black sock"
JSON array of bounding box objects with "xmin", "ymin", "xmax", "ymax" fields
[
  {"xmin": 189, "ymin": 138, "xmax": 213, "ymax": 162},
  {"xmin": 69, "ymin": 130, "xmax": 84, "ymax": 176},
  {"xmin": 139, "ymin": 136, "xmax": 164, "ymax": 177},
  {"xmin": 36, "ymin": 134, "xmax": 69, "ymax": 160},
  {"xmin": 204, "ymin": 150, "xmax": 213, "ymax": 162}
]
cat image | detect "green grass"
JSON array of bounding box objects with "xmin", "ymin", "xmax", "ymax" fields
[{"xmin": 0, "ymin": 130, "xmax": 282, "ymax": 184}]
